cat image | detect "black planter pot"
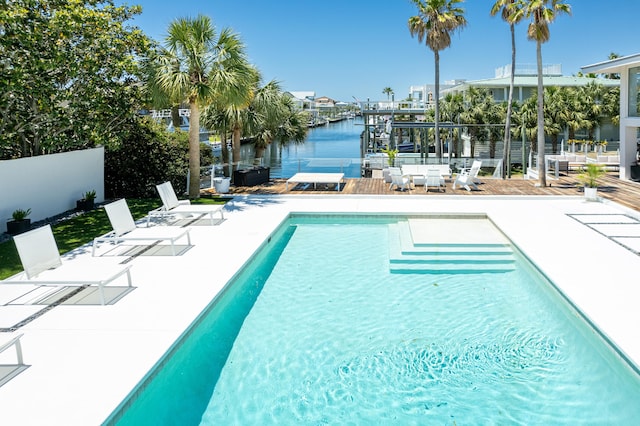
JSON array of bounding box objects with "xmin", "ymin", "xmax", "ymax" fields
[
  {"xmin": 6, "ymin": 219, "xmax": 31, "ymax": 236},
  {"xmin": 76, "ymin": 199, "xmax": 95, "ymax": 211}
]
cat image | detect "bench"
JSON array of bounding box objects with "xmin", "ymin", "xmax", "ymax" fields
[{"xmin": 588, "ymin": 155, "xmax": 620, "ymax": 171}]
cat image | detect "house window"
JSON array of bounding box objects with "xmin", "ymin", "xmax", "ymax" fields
[{"xmin": 628, "ymin": 66, "xmax": 640, "ymax": 117}]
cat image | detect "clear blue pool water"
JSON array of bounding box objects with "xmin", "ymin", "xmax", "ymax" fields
[{"xmin": 108, "ymin": 215, "xmax": 640, "ymax": 425}]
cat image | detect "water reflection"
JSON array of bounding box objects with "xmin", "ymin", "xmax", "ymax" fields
[{"xmin": 235, "ymin": 118, "xmax": 364, "ymax": 178}]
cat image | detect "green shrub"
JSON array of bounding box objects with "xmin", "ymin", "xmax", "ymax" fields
[{"xmin": 105, "ymin": 117, "xmax": 188, "ymax": 198}]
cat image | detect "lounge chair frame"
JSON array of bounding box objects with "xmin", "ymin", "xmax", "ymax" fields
[
  {"xmin": 2, "ymin": 225, "xmax": 132, "ymax": 306},
  {"xmin": 0, "ymin": 334, "xmax": 26, "ymax": 387},
  {"xmin": 93, "ymin": 199, "xmax": 192, "ymax": 256},
  {"xmin": 148, "ymin": 182, "xmax": 225, "ymax": 226}
]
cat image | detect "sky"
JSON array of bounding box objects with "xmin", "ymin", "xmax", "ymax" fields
[{"xmin": 117, "ymin": 0, "xmax": 640, "ymax": 102}]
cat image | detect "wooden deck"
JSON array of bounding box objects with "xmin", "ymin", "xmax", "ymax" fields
[{"xmin": 209, "ymin": 173, "xmax": 640, "ymax": 213}]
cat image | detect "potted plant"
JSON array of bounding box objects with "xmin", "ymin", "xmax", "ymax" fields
[
  {"xmin": 381, "ymin": 147, "xmax": 399, "ymax": 183},
  {"xmin": 6, "ymin": 208, "xmax": 31, "ymax": 236},
  {"xmin": 76, "ymin": 190, "xmax": 97, "ymax": 211},
  {"xmin": 578, "ymin": 163, "xmax": 605, "ymax": 201},
  {"xmin": 381, "ymin": 147, "xmax": 398, "ymax": 167}
]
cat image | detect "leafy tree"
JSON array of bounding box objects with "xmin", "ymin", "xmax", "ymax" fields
[
  {"xmin": 104, "ymin": 117, "xmax": 214, "ymax": 198},
  {"xmin": 382, "ymin": 87, "xmax": 394, "ymax": 101},
  {"xmin": 523, "ymin": 0, "xmax": 571, "ymax": 187},
  {"xmin": 0, "ymin": 0, "xmax": 149, "ymax": 159},
  {"xmin": 148, "ymin": 15, "xmax": 255, "ymax": 198},
  {"xmin": 408, "ymin": 0, "xmax": 467, "ymax": 161},
  {"xmin": 491, "ymin": 0, "xmax": 525, "ymax": 177},
  {"xmin": 105, "ymin": 118, "xmax": 188, "ymax": 198}
]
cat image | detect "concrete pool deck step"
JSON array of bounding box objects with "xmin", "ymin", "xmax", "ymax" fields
[{"xmin": 388, "ymin": 222, "xmax": 516, "ymax": 274}]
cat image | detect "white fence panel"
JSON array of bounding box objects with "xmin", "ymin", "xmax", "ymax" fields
[{"xmin": 0, "ymin": 147, "xmax": 104, "ymax": 233}]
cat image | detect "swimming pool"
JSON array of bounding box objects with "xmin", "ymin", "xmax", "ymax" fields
[{"xmin": 107, "ymin": 214, "xmax": 640, "ymax": 424}]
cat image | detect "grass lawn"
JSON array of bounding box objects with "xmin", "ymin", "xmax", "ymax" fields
[{"xmin": 0, "ymin": 197, "xmax": 227, "ymax": 280}]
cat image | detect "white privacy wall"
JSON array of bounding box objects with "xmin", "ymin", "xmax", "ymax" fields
[{"xmin": 0, "ymin": 147, "xmax": 104, "ymax": 233}]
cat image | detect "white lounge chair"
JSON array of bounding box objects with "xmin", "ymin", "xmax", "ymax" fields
[
  {"xmin": 93, "ymin": 199, "xmax": 192, "ymax": 256},
  {"xmin": 389, "ymin": 168, "xmax": 411, "ymax": 191},
  {"xmin": 453, "ymin": 161, "xmax": 481, "ymax": 191},
  {"xmin": 2, "ymin": 225, "xmax": 133, "ymax": 305},
  {"xmin": 425, "ymin": 168, "xmax": 445, "ymax": 192},
  {"xmin": 148, "ymin": 182, "xmax": 225, "ymax": 226}
]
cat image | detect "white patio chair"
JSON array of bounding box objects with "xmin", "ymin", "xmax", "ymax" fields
[
  {"xmin": 390, "ymin": 173, "xmax": 411, "ymax": 191},
  {"xmin": 148, "ymin": 182, "xmax": 225, "ymax": 226},
  {"xmin": 425, "ymin": 168, "xmax": 445, "ymax": 192},
  {"xmin": 453, "ymin": 161, "xmax": 481, "ymax": 191},
  {"xmin": 2, "ymin": 225, "xmax": 132, "ymax": 305},
  {"xmin": 93, "ymin": 199, "xmax": 192, "ymax": 256}
]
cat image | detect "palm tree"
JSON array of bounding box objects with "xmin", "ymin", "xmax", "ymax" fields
[
  {"xmin": 491, "ymin": 0, "xmax": 524, "ymax": 178},
  {"xmin": 408, "ymin": 0, "xmax": 467, "ymax": 161},
  {"xmin": 542, "ymin": 86, "xmax": 565, "ymax": 153},
  {"xmin": 151, "ymin": 15, "xmax": 255, "ymax": 198},
  {"xmin": 523, "ymin": 0, "xmax": 571, "ymax": 187},
  {"xmin": 440, "ymin": 92, "xmax": 464, "ymax": 157},
  {"xmin": 249, "ymin": 81, "xmax": 308, "ymax": 164},
  {"xmin": 382, "ymin": 87, "xmax": 394, "ymax": 101},
  {"xmin": 577, "ymin": 81, "xmax": 607, "ymax": 141},
  {"xmin": 555, "ymin": 86, "xmax": 585, "ymax": 142},
  {"xmin": 605, "ymin": 52, "xmax": 621, "ymax": 79},
  {"xmin": 513, "ymin": 94, "xmax": 539, "ymax": 171},
  {"xmin": 460, "ymin": 87, "xmax": 494, "ymax": 158}
]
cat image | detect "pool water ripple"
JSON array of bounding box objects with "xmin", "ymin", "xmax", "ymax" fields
[{"xmin": 112, "ymin": 217, "xmax": 640, "ymax": 425}]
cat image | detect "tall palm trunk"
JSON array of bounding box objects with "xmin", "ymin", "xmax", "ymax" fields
[
  {"xmin": 171, "ymin": 105, "xmax": 181, "ymax": 128},
  {"xmin": 536, "ymin": 40, "xmax": 546, "ymax": 187},
  {"xmin": 188, "ymin": 101, "xmax": 201, "ymax": 198},
  {"xmin": 434, "ymin": 50, "xmax": 441, "ymax": 160},
  {"xmin": 232, "ymin": 125, "xmax": 241, "ymax": 171},
  {"xmin": 503, "ymin": 23, "xmax": 516, "ymax": 179}
]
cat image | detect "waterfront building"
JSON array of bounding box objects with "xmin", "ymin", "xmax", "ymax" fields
[{"xmin": 582, "ymin": 53, "xmax": 640, "ymax": 181}]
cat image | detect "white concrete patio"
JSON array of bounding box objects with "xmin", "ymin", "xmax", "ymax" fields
[{"xmin": 1, "ymin": 194, "xmax": 639, "ymax": 424}]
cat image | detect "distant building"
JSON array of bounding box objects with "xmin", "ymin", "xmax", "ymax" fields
[
  {"xmin": 436, "ymin": 63, "xmax": 620, "ymax": 141},
  {"xmin": 409, "ymin": 84, "xmax": 457, "ymax": 104},
  {"xmin": 583, "ymin": 53, "xmax": 640, "ymax": 181},
  {"xmin": 314, "ymin": 96, "xmax": 336, "ymax": 107},
  {"xmin": 286, "ymin": 91, "xmax": 315, "ymax": 110},
  {"xmin": 441, "ymin": 63, "xmax": 619, "ymax": 103}
]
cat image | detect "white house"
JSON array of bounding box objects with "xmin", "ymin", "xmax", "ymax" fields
[{"xmin": 582, "ymin": 54, "xmax": 640, "ymax": 181}]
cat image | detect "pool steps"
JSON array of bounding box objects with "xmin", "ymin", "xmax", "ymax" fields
[{"xmin": 388, "ymin": 222, "xmax": 516, "ymax": 274}]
